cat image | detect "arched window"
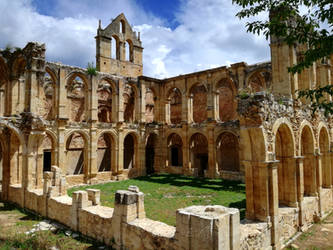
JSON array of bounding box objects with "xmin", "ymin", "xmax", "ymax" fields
[
  {"xmin": 123, "ymin": 84, "xmax": 135, "ymax": 122},
  {"xmin": 167, "ymin": 133, "xmax": 183, "ymax": 167},
  {"xmin": 98, "ymin": 81, "xmax": 113, "ymax": 123},
  {"xmin": 97, "ymin": 134, "xmax": 113, "ymax": 172},
  {"xmin": 124, "ymin": 134, "xmax": 136, "ymax": 169},
  {"xmin": 190, "ymin": 84, "xmax": 207, "ymax": 123},
  {"xmin": 167, "ymin": 88, "xmax": 182, "ymax": 124},
  {"xmin": 66, "ymin": 132, "xmax": 85, "ymax": 175},
  {"xmin": 216, "ymin": 133, "xmax": 239, "ymax": 172},
  {"xmin": 125, "ymin": 40, "xmax": 133, "ymax": 62},
  {"xmin": 145, "ymin": 88, "xmax": 155, "ymax": 123},
  {"xmin": 189, "ymin": 133, "xmax": 208, "ymax": 177},
  {"xmin": 217, "ymin": 79, "xmax": 237, "ymax": 122},
  {"xmin": 120, "ymin": 20, "xmax": 125, "ymax": 33},
  {"xmin": 111, "ymin": 37, "xmax": 117, "ymax": 59},
  {"xmin": 67, "ymin": 75, "xmax": 86, "ymax": 123}
]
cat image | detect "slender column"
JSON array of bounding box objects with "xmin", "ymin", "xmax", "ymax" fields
[
  {"xmin": 90, "ymin": 75, "xmax": 98, "ymax": 122},
  {"xmin": 207, "ymin": 126, "xmax": 216, "ymax": 178},
  {"xmin": 268, "ymin": 162, "xmax": 280, "ymax": 250},
  {"xmin": 117, "ymin": 79, "xmax": 124, "ymax": 122},
  {"xmin": 58, "ymin": 68, "xmax": 68, "ymax": 120},
  {"xmin": 296, "ymin": 157, "xmax": 305, "ymax": 229},
  {"xmin": 57, "ymin": 124, "xmax": 66, "ymax": 175},
  {"xmin": 89, "ymin": 128, "xmax": 98, "ymax": 183},
  {"xmin": 315, "ymin": 151, "xmax": 324, "ymax": 217}
]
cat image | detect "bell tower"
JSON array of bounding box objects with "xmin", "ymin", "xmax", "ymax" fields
[{"xmin": 95, "ymin": 13, "xmax": 143, "ymax": 77}]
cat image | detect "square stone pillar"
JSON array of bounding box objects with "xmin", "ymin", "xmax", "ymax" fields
[
  {"xmin": 175, "ymin": 205, "xmax": 240, "ymax": 250},
  {"xmin": 71, "ymin": 191, "xmax": 89, "ymax": 231},
  {"xmin": 112, "ymin": 186, "xmax": 145, "ymax": 247}
]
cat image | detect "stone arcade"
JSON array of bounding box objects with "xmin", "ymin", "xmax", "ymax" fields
[{"xmin": 0, "ymin": 13, "xmax": 333, "ymax": 249}]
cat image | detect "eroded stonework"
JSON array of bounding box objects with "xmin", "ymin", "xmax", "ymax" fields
[{"xmin": 0, "ymin": 13, "xmax": 332, "ymax": 250}]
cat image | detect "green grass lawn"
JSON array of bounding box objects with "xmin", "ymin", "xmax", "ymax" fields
[{"xmin": 68, "ymin": 174, "xmax": 246, "ymax": 226}]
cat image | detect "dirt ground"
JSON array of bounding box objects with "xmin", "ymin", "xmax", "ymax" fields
[
  {"xmin": 0, "ymin": 201, "xmax": 112, "ymax": 249},
  {"xmin": 286, "ymin": 212, "xmax": 333, "ymax": 250}
]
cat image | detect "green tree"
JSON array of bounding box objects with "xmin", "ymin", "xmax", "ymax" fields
[{"xmin": 233, "ymin": 0, "xmax": 333, "ymax": 115}]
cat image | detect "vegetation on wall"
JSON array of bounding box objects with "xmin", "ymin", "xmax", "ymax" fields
[{"xmin": 232, "ymin": 0, "xmax": 333, "ymax": 115}]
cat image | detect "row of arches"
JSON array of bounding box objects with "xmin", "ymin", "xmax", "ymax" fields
[
  {"xmin": 276, "ymin": 123, "xmax": 331, "ymax": 206},
  {"xmin": 0, "ymin": 126, "xmax": 241, "ymax": 192},
  {"xmin": 110, "ymin": 36, "xmax": 134, "ymax": 62},
  {"xmin": 166, "ymin": 78, "xmax": 238, "ymax": 124},
  {"xmin": 167, "ymin": 132, "xmax": 240, "ymax": 176}
]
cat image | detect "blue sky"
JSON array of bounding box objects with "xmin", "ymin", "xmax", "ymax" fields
[{"xmin": 0, "ymin": 0, "xmax": 270, "ymax": 78}]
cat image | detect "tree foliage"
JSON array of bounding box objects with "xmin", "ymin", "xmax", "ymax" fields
[{"xmin": 233, "ymin": 0, "xmax": 333, "ymax": 114}]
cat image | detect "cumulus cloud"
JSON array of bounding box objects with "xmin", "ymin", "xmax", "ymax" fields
[{"xmin": 0, "ymin": 0, "xmax": 271, "ymax": 78}]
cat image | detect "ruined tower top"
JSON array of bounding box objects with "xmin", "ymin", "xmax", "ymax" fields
[{"xmin": 95, "ymin": 13, "xmax": 143, "ymax": 77}]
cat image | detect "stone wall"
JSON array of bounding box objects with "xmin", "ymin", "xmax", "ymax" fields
[{"xmin": 4, "ymin": 166, "xmax": 333, "ymax": 250}]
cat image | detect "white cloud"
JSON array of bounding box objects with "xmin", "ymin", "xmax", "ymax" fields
[{"xmin": 0, "ymin": 0, "xmax": 271, "ymax": 78}]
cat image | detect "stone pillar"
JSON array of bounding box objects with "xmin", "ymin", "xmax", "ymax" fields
[
  {"xmin": 207, "ymin": 125, "xmax": 216, "ymax": 178},
  {"xmin": 139, "ymin": 83, "xmax": 146, "ymax": 123},
  {"xmin": 165, "ymin": 99, "xmax": 171, "ymax": 124},
  {"xmin": 117, "ymin": 79, "xmax": 125, "ymax": 122},
  {"xmin": 315, "ymin": 152, "xmax": 324, "ymax": 217},
  {"xmin": 89, "ymin": 128, "xmax": 98, "ymax": 183},
  {"xmin": 175, "ymin": 205, "xmax": 240, "ymax": 250},
  {"xmin": 58, "ymin": 68, "xmax": 68, "ymax": 120},
  {"xmin": 213, "ymin": 91, "xmax": 219, "ymax": 121},
  {"xmin": 112, "ymin": 186, "xmax": 145, "ymax": 247},
  {"xmin": 268, "ymin": 162, "xmax": 280, "ymax": 250},
  {"xmin": 57, "ymin": 124, "xmax": 67, "ymax": 175},
  {"xmin": 295, "ymin": 157, "xmax": 306, "ymax": 229},
  {"xmin": 90, "ymin": 75, "xmax": 98, "ymax": 122},
  {"xmin": 187, "ymin": 95, "xmax": 193, "ymax": 123},
  {"xmin": 206, "ymin": 83, "xmax": 214, "ymax": 121},
  {"xmin": 71, "ymin": 191, "xmax": 89, "ymax": 231},
  {"xmin": 244, "ymin": 161, "xmax": 272, "ymax": 222}
]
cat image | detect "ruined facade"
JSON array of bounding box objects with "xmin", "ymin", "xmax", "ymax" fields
[{"xmin": 0, "ymin": 13, "xmax": 333, "ymax": 249}]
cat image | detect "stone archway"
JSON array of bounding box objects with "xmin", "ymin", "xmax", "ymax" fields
[
  {"xmin": 190, "ymin": 84, "xmax": 207, "ymax": 123},
  {"xmin": 216, "ymin": 132, "xmax": 239, "ymax": 172},
  {"xmin": 66, "ymin": 132, "xmax": 86, "ymax": 175},
  {"xmin": 300, "ymin": 126, "xmax": 316, "ymax": 196},
  {"xmin": 275, "ymin": 124, "xmax": 296, "ymax": 206},
  {"xmin": 145, "ymin": 134, "xmax": 157, "ymax": 174},
  {"xmin": 319, "ymin": 127, "xmax": 331, "ymax": 188},
  {"xmin": 124, "ymin": 134, "xmax": 136, "ymax": 169},
  {"xmin": 190, "ymin": 133, "xmax": 208, "ymax": 177},
  {"xmin": 167, "ymin": 133, "xmax": 183, "ymax": 167},
  {"xmin": 97, "ymin": 133, "xmax": 113, "ymax": 172}
]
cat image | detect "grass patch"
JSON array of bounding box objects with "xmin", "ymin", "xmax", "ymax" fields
[{"xmin": 68, "ymin": 174, "xmax": 246, "ymax": 226}]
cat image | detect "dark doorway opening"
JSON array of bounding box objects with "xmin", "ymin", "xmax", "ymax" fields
[
  {"xmin": 124, "ymin": 135, "xmax": 134, "ymax": 169},
  {"xmin": 198, "ymin": 154, "xmax": 208, "ymax": 177},
  {"xmin": 171, "ymin": 147, "xmax": 179, "ymax": 166},
  {"xmin": 43, "ymin": 151, "xmax": 52, "ymax": 172},
  {"xmin": 145, "ymin": 147, "xmax": 155, "ymax": 174}
]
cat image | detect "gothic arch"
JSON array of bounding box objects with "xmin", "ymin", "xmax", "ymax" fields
[{"xmin": 216, "ymin": 132, "xmax": 240, "ymax": 172}]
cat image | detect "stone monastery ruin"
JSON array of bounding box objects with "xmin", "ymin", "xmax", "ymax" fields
[{"xmin": 0, "ymin": 13, "xmax": 333, "ymax": 249}]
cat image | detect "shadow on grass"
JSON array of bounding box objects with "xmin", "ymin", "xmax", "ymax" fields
[
  {"xmin": 229, "ymin": 198, "xmax": 246, "ymax": 220},
  {"xmin": 135, "ymin": 174, "xmax": 245, "ymax": 193}
]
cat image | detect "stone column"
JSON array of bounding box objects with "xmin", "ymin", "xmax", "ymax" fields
[
  {"xmin": 90, "ymin": 75, "xmax": 98, "ymax": 122},
  {"xmin": 207, "ymin": 125, "xmax": 216, "ymax": 178},
  {"xmin": 117, "ymin": 79, "xmax": 125, "ymax": 122},
  {"xmin": 89, "ymin": 128, "xmax": 98, "ymax": 183},
  {"xmin": 213, "ymin": 91, "xmax": 219, "ymax": 121},
  {"xmin": 139, "ymin": 83, "xmax": 146, "ymax": 123},
  {"xmin": 165, "ymin": 99, "xmax": 171, "ymax": 124},
  {"xmin": 315, "ymin": 151, "xmax": 324, "ymax": 217},
  {"xmin": 57, "ymin": 123, "xmax": 67, "ymax": 175},
  {"xmin": 295, "ymin": 157, "xmax": 306, "ymax": 230},
  {"xmin": 58, "ymin": 68, "xmax": 68, "ymax": 120},
  {"xmin": 268, "ymin": 162, "xmax": 280, "ymax": 250}
]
